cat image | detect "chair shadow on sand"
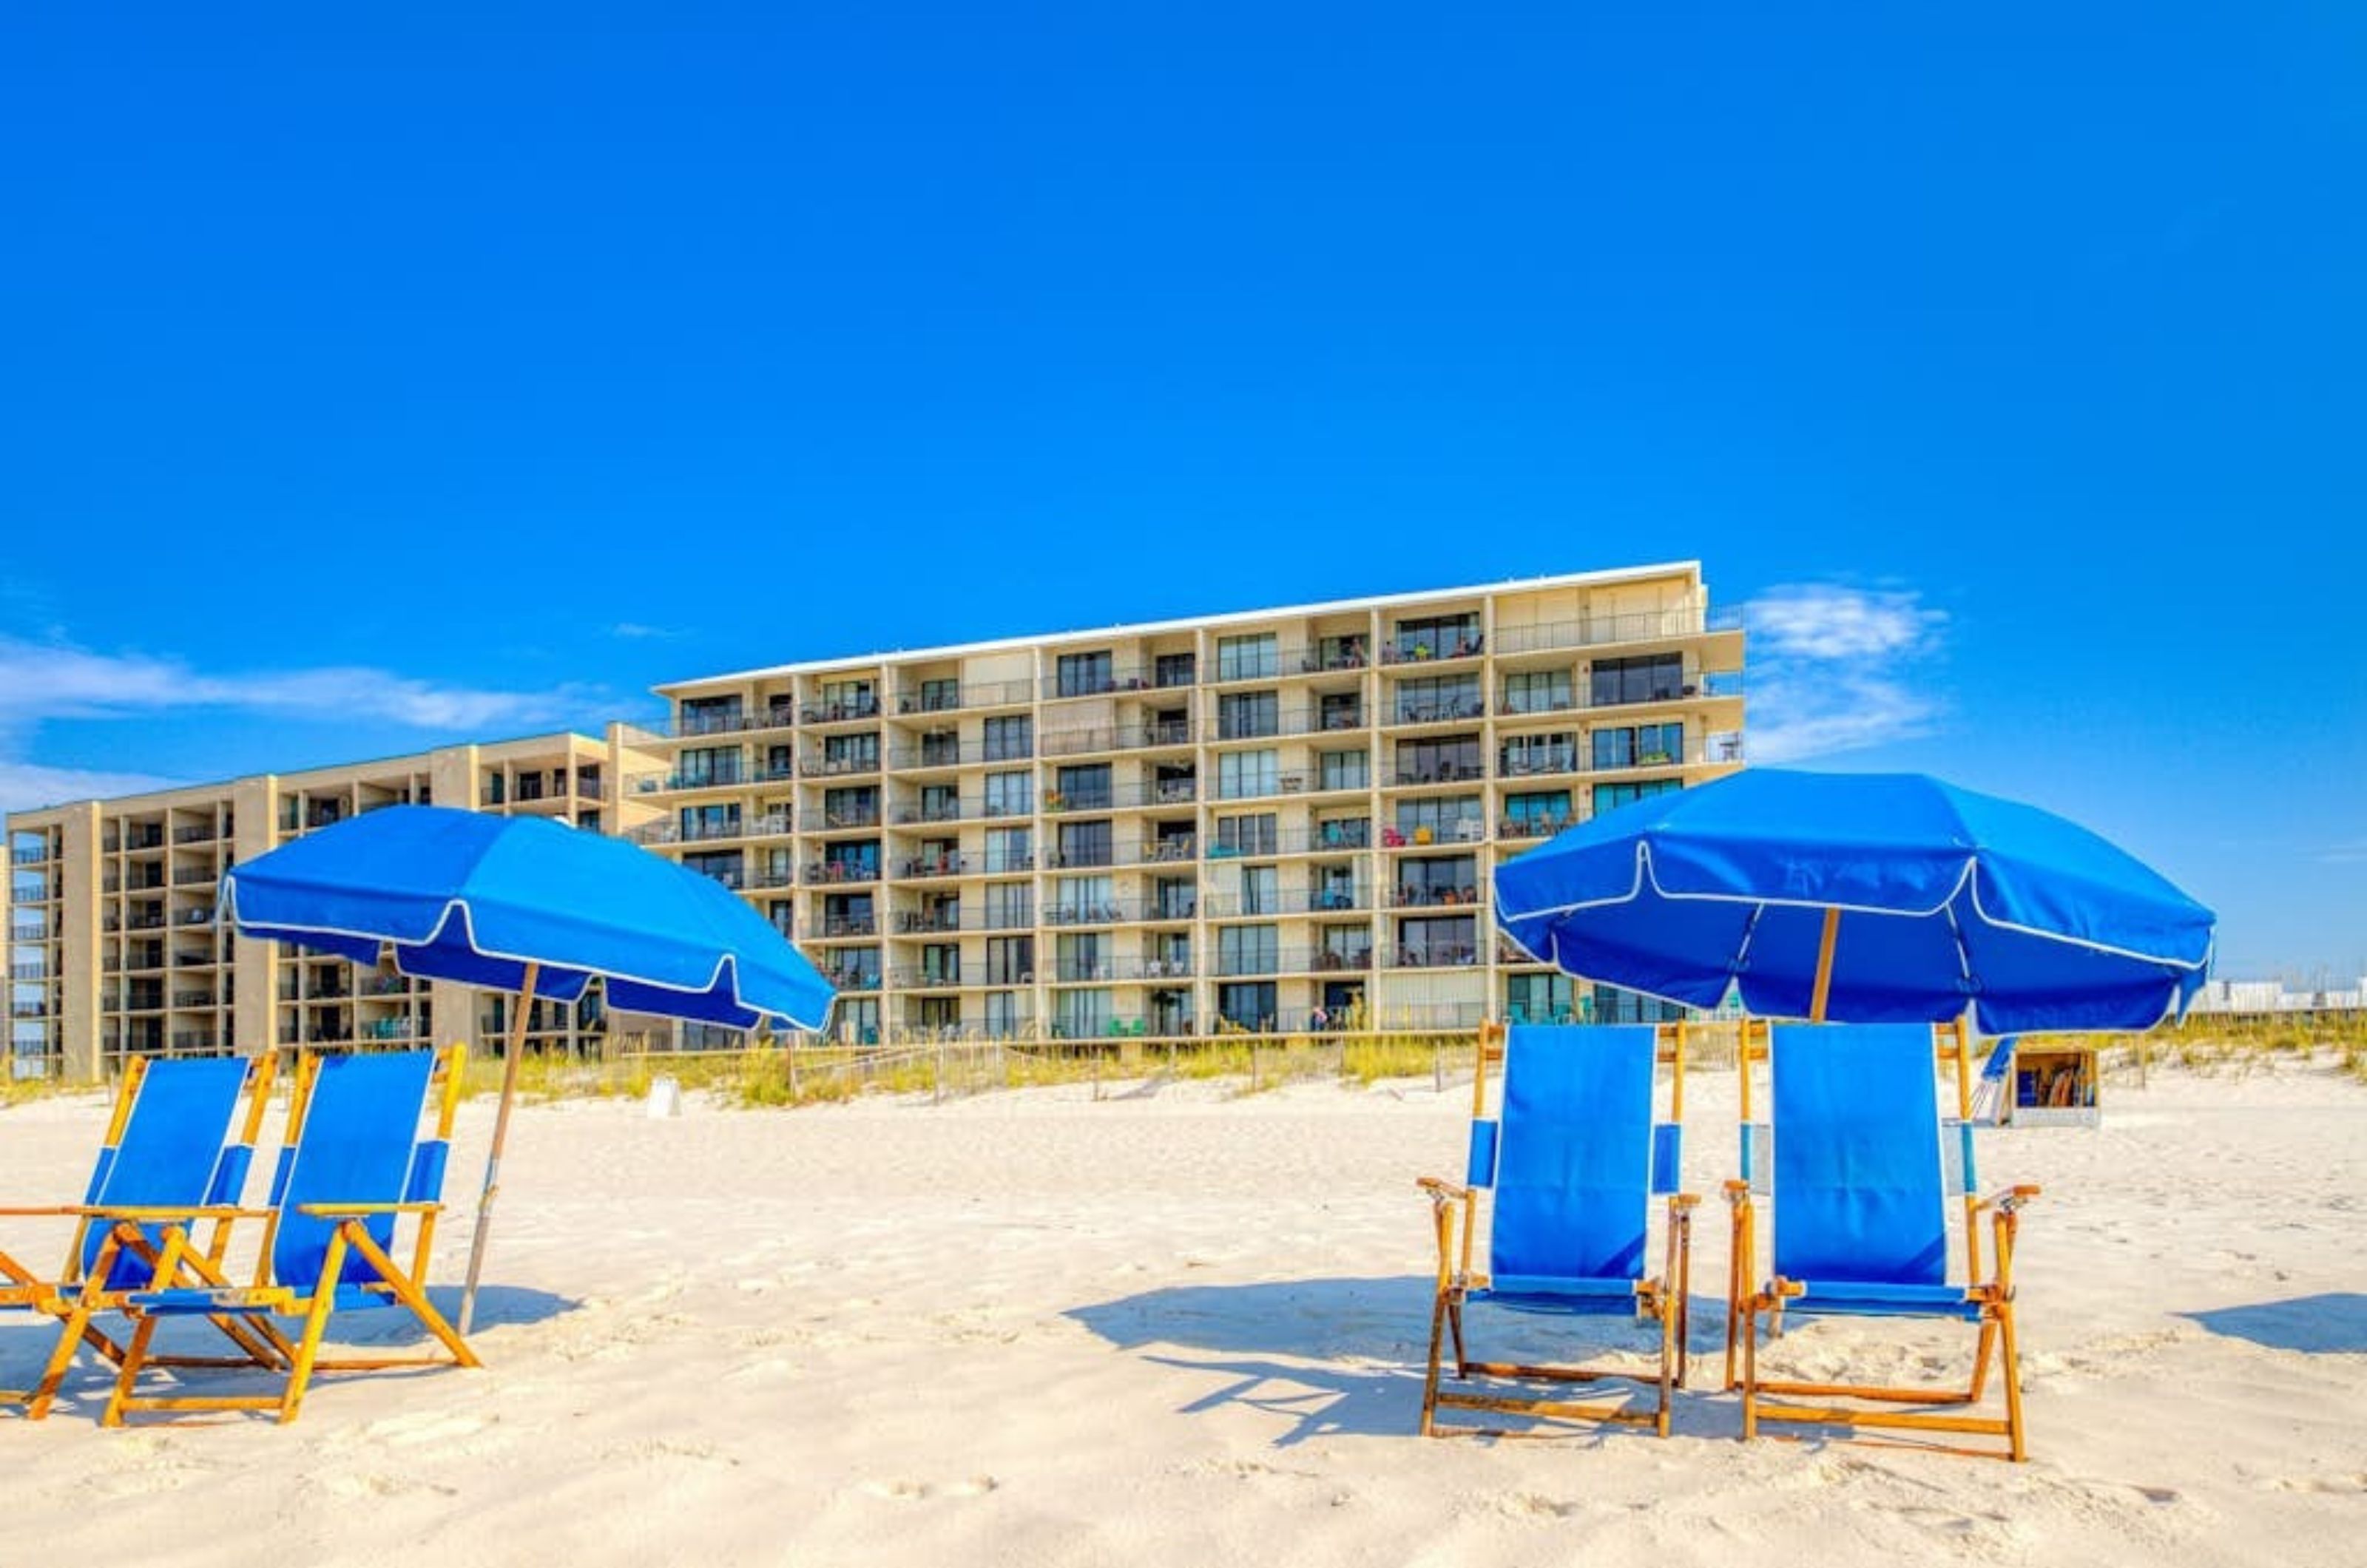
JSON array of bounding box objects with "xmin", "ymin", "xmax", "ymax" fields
[
  {"xmin": 1, "ymin": 1285, "xmax": 580, "ymax": 1415},
  {"xmin": 2181, "ymin": 1292, "xmax": 2367, "ymax": 1354},
  {"xmin": 1067, "ymin": 1275, "xmax": 1706, "ymax": 1446}
]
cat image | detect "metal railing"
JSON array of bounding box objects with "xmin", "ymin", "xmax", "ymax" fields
[
  {"xmin": 893, "ymin": 677, "xmax": 1034, "ymax": 714},
  {"xmin": 803, "ymin": 861, "xmax": 882, "ymax": 886}
]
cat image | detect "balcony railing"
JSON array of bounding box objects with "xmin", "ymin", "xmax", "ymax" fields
[
  {"xmin": 645, "ymin": 705, "xmax": 798, "ymax": 740},
  {"xmin": 1499, "ymin": 814, "xmax": 1573, "ymax": 841},
  {"xmin": 898, "ymin": 853, "xmax": 973, "ymax": 879},
  {"xmin": 1380, "ymin": 629, "xmax": 1484, "ymax": 665},
  {"xmin": 1204, "ymin": 888, "xmax": 1371, "ymax": 918},
  {"xmin": 893, "ymin": 908, "xmax": 970, "ymax": 934},
  {"xmin": 1040, "ymin": 666, "xmax": 1158, "ymax": 700},
  {"xmin": 894, "ymin": 678, "xmax": 1033, "ymax": 714},
  {"xmin": 800, "ymin": 697, "xmax": 882, "ymax": 725},
  {"xmin": 1378, "ymin": 822, "xmax": 1488, "ymax": 848},
  {"xmin": 814, "ymin": 806, "xmax": 883, "ymax": 831},
  {"xmin": 803, "ymin": 862, "xmax": 882, "ymax": 886},
  {"xmin": 820, "ymin": 970, "xmax": 882, "ymax": 993},
  {"xmin": 1039, "ymin": 721, "xmax": 1198, "ymax": 760},
  {"xmin": 817, "ymin": 916, "xmax": 879, "ymax": 938},
  {"xmin": 1131, "ymin": 837, "xmax": 1199, "ymax": 866},
  {"xmin": 894, "ymin": 798, "xmax": 973, "ymax": 825},
  {"xmin": 1490, "ymin": 603, "xmax": 1742, "ymax": 658},
  {"xmin": 1381, "ymin": 944, "xmax": 1484, "ymax": 969},
  {"xmin": 172, "ymin": 825, "xmax": 219, "ymax": 845},
  {"xmin": 629, "ymin": 766, "xmax": 749, "ymax": 794},
  {"xmin": 1387, "ymin": 695, "xmax": 1488, "ymax": 726},
  {"xmin": 1386, "ymin": 882, "xmax": 1483, "ymax": 909},
  {"xmin": 806, "ymin": 753, "xmax": 882, "ymax": 778},
  {"xmin": 1044, "ymin": 899, "xmax": 1133, "ymax": 926}
]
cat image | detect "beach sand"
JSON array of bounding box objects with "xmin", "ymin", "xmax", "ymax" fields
[{"xmin": 3, "ymin": 1058, "xmax": 2362, "ymax": 1567}]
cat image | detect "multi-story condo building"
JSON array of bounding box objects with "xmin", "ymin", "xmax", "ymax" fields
[
  {"xmin": 5, "ymin": 561, "xmax": 1743, "ymax": 1078},
  {"xmin": 626, "ymin": 562, "xmax": 1743, "ymax": 1045},
  {"xmin": 5, "ymin": 731, "xmax": 664, "ymax": 1081}
]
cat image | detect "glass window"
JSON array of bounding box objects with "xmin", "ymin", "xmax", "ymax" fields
[
  {"xmin": 1214, "ymin": 812, "xmax": 1278, "ymax": 856},
  {"xmin": 1391, "ymin": 795, "xmax": 1484, "ymax": 839},
  {"xmin": 1502, "ymin": 791, "xmax": 1574, "ymax": 837},
  {"xmin": 1395, "ymin": 855, "xmax": 1477, "ymax": 905},
  {"xmin": 682, "ymin": 851, "xmax": 743, "ymax": 888},
  {"xmin": 823, "ymin": 786, "xmax": 879, "ymax": 827},
  {"xmin": 1393, "ymin": 675, "xmax": 1482, "ymax": 723},
  {"xmin": 1216, "ymin": 749, "xmax": 1278, "ymax": 800},
  {"xmin": 1053, "ymin": 988, "xmax": 1113, "ymax": 1038},
  {"xmin": 1499, "ymin": 731, "xmax": 1576, "ymax": 777},
  {"xmin": 1050, "ymin": 875, "xmax": 1115, "ymax": 923},
  {"xmin": 1505, "ymin": 973, "xmax": 1576, "ymax": 1026},
  {"xmin": 1218, "ymin": 925, "xmax": 1279, "ymax": 977},
  {"xmin": 677, "ymin": 746, "xmax": 742, "ymax": 787},
  {"xmin": 1319, "ymin": 748, "xmax": 1370, "ymax": 791},
  {"xmin": 1502, "ymin": 669, "xmax": 1573, "ymax": 714},
  {"xmin": 1056, "ymin": 651, "xmax": 1113, "ymax": 697},
  {"xmin": 1232, "ymin": 863, "xmax": 1278, "ymax": 916},
  {"xmin": 917, "ymin": 677, "xmax": 960, "ymax": 712},
  {"xmin": 1054, "ymin": 763, "xmax": 1112, "ymax": 810},
  {"xmin": 1395, "ymin": 915, "xmax": 1477, "ymax": 967},
  {"xmin": 1218, "ymin": 690, "xmax": 1279, "ymax": 740},
  {"xmin": 983, "ymin": 715, "xmax": 1033, "ymax": 762},
  {"xmin": 982, "ymin": 769, "xmax": 1031, "ymax": 817},
  {"xmin": 1155, "ymin": 652, "xmax": 1197, "ymax": 688},
  {"xmin": 1389, "ymin": 612, "xmax": 1482, "ymax": 662},
  {"xmin": 1591, "ymin": 723, "xmax": 1685, "ymax": 770},
  {"xmin": 1593, "ymin": 777, "xmax": 1684, "ymax": 814},
  {"xmin": 1154, "ymin": 877, "xmax": 1197, "ymax": 920},
  {"xmin": 985, "ymin": 937, "xmax": 1035, "ymax": 984},
  {"xmin": 680, "ymin": 696, "xmax": 743, "ymax": 736},
  {"xmin": 984, "ymin": 990, "xmax": 1024, "ymax": 1038},
  {"xmin": 983, "ymin": 881, "xmax": 1033, "ymax": 930},
  {"xmin": 821, "ymin": 732, "xmax": 878, "ymax": 772},
  {"xmin": 984, "ymin": 827, "xmax": 1033, "ymax": 873},
  {"xmin": 1056, "ymin": 933, "xmax": 1108, "ymax": 981},
  {"xmin": 1056, "ymin": 820, "xmax": 1113, "ymax": 869},
  {"xmin": 1590, "ymin": 654, "xmax": 1684, "ymax": 707},
  {"xmin": 1218, "ymin": 981, "xmax": 1277, "ymax": 1031},
  {"xmin": 1394, "ymin": 736, "xmax": 1482, "ymax": 784},
  {"xmin": 1216, "ymin": 633, "xmax": 1278, "ymax": 682}
]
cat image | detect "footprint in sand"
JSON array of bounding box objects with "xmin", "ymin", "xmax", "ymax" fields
[
  {"xmin": 365, "ymin": 1410, "xmax": 496, "ymax": 1449},
  {"xmin": 860, "ymin": 1476, "xmax": 999, "ymax": 1501}
]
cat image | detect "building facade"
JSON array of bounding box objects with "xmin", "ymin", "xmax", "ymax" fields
[
  {"xmin": 5, "ymin": 731, "xmax": 665, "ymax": 1081},
  {"xmin": 627, "ymin": 562, "xmax": 1743, "ymax": 1046},
  {"xmin": 6, "ymin": 561, "xmax": 1745, "ymax": 1078}
]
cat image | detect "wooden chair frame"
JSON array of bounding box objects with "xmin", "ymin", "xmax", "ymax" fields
[
  {"xmin": 4, "ymin": 1053, "xmax": 284, "ymax": 1418},
  {"xmin": 1419, "ymin": 1019, "xmax": 1698, "ymax": 1438},
  {"xmin": 1723, "ymin": 1018, "xmax": 2042, "ymax": 1461},
  {"xmin": 99, "ymin": 1044, "xmax": 480, "ymax": 1426}
]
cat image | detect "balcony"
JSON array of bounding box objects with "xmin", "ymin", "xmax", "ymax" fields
[
  {"xmin": 1391, "ymin": 760, "xmax": 1488, "ymax": 787},
  {"xmin": 803, "ymin": 861, "xmax": 882, "ymax": 887},
  {"xmin": 1042, "ymin": 845, "xmax": 1116, "ymax": 871},
  {"xmin": 894, "ymin": 908, "xmax": 970, "ymax": 934},
  {"xmin": 1380, "ymin": 629, "xmax": 1484, "ymax": 666},
  {"xmin": 630, "ymin": 766, "xmax": 749, "ymax": 795},
  {"xmin": 818, "ymin": 916, "xmax": 879, "ymax": 939},
  {"xmin": 814, "ymin": 805, "xmax": 883, "ymax": 832},
  {"xmin": 172, "ymin": 865, "xmax": 219, "ymax": 886},
  {"xmin": 646, "ymin": 704, "xmax": 797, "ymax": 740},
  {"xmin": 820, "ymin": 969, "xmax": 882, "ymax": 993},
  {"xmin": 1387, "ymin": 695, "xmax": 1487, "ymax": 727},
  {"xmin": 1499, "ymin": 814, "xmax": 1573, "ymax": 842},
  {"xmin": 1205, "ymin": 888, "xmax": 1371, "ymax": 918},
  {"xmin": 1132, "ymin": 837, "xmax": 1198, "ymax": 866},
  {"xmin": 891, "ymin": 965, "xmax": 974, "ymax": 990},
  {"xmin": 805, "ymin": 751, "xmax": 883, "ymax": 779},
  {"xmin": 898, "ymin": 852, "xmax": 973, "ymax": 879},
  {"xmin": 895, "ymin": 677, "xmax": 1033, "ymax": 714},
  {"xmin": 9, "ymin": 845, "xmax": 52, "ymax": 867},
  {"xmin": 171, "ymin": 990, "xmax": 217, "ymax": 1009},
  {"xmin": 177, "ymin": 906, "xmax": 216, "ymax": 926},
  {"xmin": 894, "ymin": 798, "xmax": 970, "ymax": 825},
  {"xmin": 1378, "ymin": 821, "xmax": 1488, "ymax": 849},
  {"xmin": 1383, "ymin": 943, "xmax": 1484, "ymax": 970},
  {"xmin": 171, "ymin": 824, "xmax": 219, "ymax": 845},
  {"xmin": 1040, "ymin": 666, "xmax": 1156, "ymax": 700},
  {"xmin": 800, "ymin": 696, "xmax": 882, "ymax": 726},
  {"xmin": 1044, "ymin": 899, "xmax": 1130, "ymax": 927},
  {"xmin": 1387, "ymin": 882, "xmax": 1482, "ymax": 910},
  {"xmin": 1490, "ymin": 603, "xmax": 1742, "ymax": 658}
]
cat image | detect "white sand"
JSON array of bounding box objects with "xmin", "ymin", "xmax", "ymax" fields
[{"xmin": 3, "ymin": 1059, "xmax": 2363, "ymax": 1567}]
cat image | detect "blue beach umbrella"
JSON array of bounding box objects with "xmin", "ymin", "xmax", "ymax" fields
[
  {"xmin": 1493, "ymin": 770, "xmax": 2214, "ymax": 1035},
  {"xmin": 221, "ymin": 805, "xmax": 835, "ymax": 1331}
]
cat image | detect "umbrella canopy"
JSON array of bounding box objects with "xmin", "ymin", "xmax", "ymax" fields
[
  {"xmin": 223, "ymin": 805, "xmax": 834, "ymax": 1031},
  {"xmin": 1493, "ymin": 769, "xmax": 2215, "ymax": 1034},
  {"xmin": 221, "ymin": 804, "xmax": 835, "ymax": 1333}
]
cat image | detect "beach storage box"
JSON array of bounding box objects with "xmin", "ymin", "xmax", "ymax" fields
[{"xmin": 2008, "ymin": 1043, "xmax": 2099, "ymax": 1128}]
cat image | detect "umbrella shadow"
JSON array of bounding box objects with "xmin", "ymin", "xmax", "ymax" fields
[
  {"xmin": 2181, "ymin": 1292, "xmax": 2367, "ymax": 1354},
  {"xmin": 1068, "ymin": 1275, "xmax": 1696, "ymax": 1445}
]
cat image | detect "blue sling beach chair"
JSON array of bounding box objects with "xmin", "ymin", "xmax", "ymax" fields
[
  {"xmin": 98, "ymin": 1045, "xmax": 478, "ymax": 1425},
  {"xmin": 1417, "ymin": 1021, "xmax": 1697, "ymax": 1437},
  {"xmin": 1723, "ymin": 1021, "xmax": 2042, "ymax": 1460},
  {"xmin": 1, "ymin": 1052, "xmax": 277, "ymax": 1417}
]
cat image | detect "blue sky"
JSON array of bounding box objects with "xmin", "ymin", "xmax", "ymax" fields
[{"xmin": 2, "ymin": 7, "xmax": 2360, "ymax": 979}]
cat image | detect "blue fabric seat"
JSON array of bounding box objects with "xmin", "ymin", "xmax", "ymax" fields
[
  {"xmin": 1419, "ymin": 1023, "xmax": 1696, "ymax": 1437},
  {"xmin": 1726, "ymin": 1022, "xmax": 2042, "ymax": 1460}
]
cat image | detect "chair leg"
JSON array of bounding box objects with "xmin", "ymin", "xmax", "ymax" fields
[
  {"xmin": 1655, "ymin": 1299, "xmax": 1676, "ymax": 1438},
  {"xmin": 1968, "ymin": 1317, "xmax": 1999, "ymax": 1402},
  {"xmin": 1447, "ymin": 1299, "xmax": 1468, "ymax": 1377},
  {"xmin": 341, "ymin": 1224, "xmax": 480, "ymax": 1370},
  {"xmin": 1419, "ymin": 1295, "xmax": 1448, "ymax": 1436},
  {"xmin": 1999, "ymin": 1300, "xmax": 2027, "ymax": 1462},
  {"xmin": 102, "ymin": 1311, "xmax": 164, "ymax": 1428},
  {"xmin": 280, "ymin": 1230, "xmax": 349, "ymax": 1424},
  {"xmin": 1740, "ymin": 1297, "xmax": 1760, "ymax": 1442}
]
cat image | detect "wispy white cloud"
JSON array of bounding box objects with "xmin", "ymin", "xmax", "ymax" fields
[
  {"xmin": 2317, "ymin": 840, "xmax": 2367, "ymax": 866},
  {"xmin": 0, "ymin": 636, "xmax": 579, "ymax": 734},
  {"xmin": 609, "ymin": 622, "xmax": 683, "ymax": 641},
  {"xmin": 1743, "ymin": 584, "xmax": 1948, "ymax": 763},
  {"xmin": 0, "ymin": 633, "xmax": 595, "ymax": 814}
]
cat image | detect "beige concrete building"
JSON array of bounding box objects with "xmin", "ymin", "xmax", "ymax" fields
[
  {"xmin": 6, "ymin": 731, "xmax": 664, "ymax": 1082},
  {"xmin": 7, "ymin": 561, "xmax": 1746, "ymax": 1076},
  {"xmin": 627, "ymin": 562, "xmax": 1743, "ymax": 1046}
]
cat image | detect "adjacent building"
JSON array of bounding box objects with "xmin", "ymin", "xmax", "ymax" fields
[{"xmin": 7, "ymin": 561, "xmax": 1745, "ymax": 1078}]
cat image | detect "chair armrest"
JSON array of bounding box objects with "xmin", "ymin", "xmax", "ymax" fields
[
  {"xmin": 1666, "ymin": 1192, "xmax": 1702, "ymax": 1213},
  {"xmin": 1417, "ymin": 1176, "xmax": 1468, "ymax": 1206},
  {"xmin": 0, "ymin": 1206, "xmax": 89, "ymax": 1218},
  {"xmin": 1721, "ymin": 1179, "xmax": 1752, "ymax": 1206},
  {"xmin": 295, "ymin": 1202, "xmax": 445, "ymax": 1218},
  {"xmin": 73, "ymin": 1205, "xmax": 273, "ymax": 1223},
  {"xmin": 1973, "ymin": 1183, "xmax": 2043, "ymax": 1214}
]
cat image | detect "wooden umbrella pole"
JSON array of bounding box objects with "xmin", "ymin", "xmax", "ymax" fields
[
  {"xmin": 1809, "ymin": 908, "xmax": 1841, "ymax": 1024},
  {"xmin": 459, "ymin": 960, "xmax": 539, "ymax": 1337}
]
